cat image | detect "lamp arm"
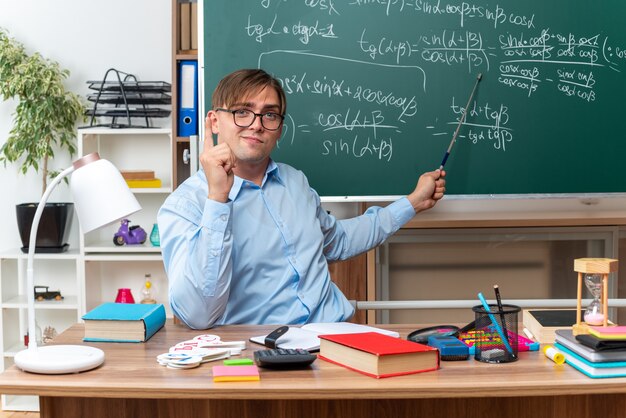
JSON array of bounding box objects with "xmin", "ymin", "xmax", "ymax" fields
[{"xmin": 26, "ymin": 165, "xmax": 75, "ymax": 351}]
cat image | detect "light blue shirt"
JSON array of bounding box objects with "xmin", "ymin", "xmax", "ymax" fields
[{"xmin": 158, "ymin": 160, "xmax": 416, "ymax": 329}]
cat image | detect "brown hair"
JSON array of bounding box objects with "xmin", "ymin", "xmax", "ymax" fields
[{"xmin": 211, "ymin": 69, "xmax": 287, "ymax": 115}]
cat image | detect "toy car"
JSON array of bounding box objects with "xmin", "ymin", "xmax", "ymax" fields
[{"xmin": 34, "ymin": 286, "xmax": 64, "ymax": 301}]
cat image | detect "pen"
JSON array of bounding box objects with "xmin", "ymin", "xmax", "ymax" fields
[
  {"xmin": 477, "ymin": 292, "xmax": 515, "ymax": 356},
  {"xmin": 439, "ymin": 73, "xmax": 483, "ymax": 170},
  {"xmin": 493, "ymin": 284, "xmax": 512, "ymax": 349}
]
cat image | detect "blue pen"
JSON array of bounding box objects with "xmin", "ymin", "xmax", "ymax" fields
[{"xmin": 477, "ymin": 292, "xmax": 515, "ymax": 356}]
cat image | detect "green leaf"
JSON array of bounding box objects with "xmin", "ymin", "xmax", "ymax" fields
[{"xmin": 0, "ymin": 27, "xmax": 82, "ymax": 196}]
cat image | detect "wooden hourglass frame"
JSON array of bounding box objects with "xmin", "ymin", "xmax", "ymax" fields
[{"xmin": 573, "ymin": 258, "xmax": 618, "ymax": 335}]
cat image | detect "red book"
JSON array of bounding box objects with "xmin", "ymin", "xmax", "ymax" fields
[{"xmin": 318, "ymin": 332, "xmax": 439, "ymax": 378}]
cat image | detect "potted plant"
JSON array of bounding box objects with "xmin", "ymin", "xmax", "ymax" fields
[{"xmin": 0, "ymin": 28, "xmax": 84, "ymax": 252}]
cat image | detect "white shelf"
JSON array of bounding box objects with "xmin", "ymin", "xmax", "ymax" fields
[
  {"xmin": 1, "ymin": 295, "xmax": 79, "ymax": 309},
  {"xmin": 128, "ymin": 187, "xmax": 172, "ymax": 194},
  {"xmin": 0, "ymin": 249, "xmax": 81, "ymax": 260},
  {"xmin": 4, "ymin": 342, "xmax": 25, "ymax": 357},
  {"xmin": 84, "ymin": 253, "xmax": 163, "ymax": 261},
  {"xmin": 83, "ymin": 241, "xmax": 161, "ymax": 254}
]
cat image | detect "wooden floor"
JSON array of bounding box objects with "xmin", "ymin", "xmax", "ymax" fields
[{"xmin": 0, "ymin": 411, "xmax": 38, "ymax": 418}]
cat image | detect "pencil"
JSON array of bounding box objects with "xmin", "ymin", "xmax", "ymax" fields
[
  {"xmin": 493, "ymin": 285, "xmax": 513, "ymax": 352},
  {"xmin": 477, "ymin": 292, "xmax": 514, "ymax": 356}
]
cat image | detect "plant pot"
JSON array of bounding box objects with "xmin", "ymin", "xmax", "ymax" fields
[{"xmin": 16, "ymin": 202, "xmax": 74, "ymax": 253}]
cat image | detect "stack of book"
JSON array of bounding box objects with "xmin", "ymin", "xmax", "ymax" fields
[
  {"xmin": 554, "ymin": 329, "xmax": 626, "ymax": 378},
  {"xmin": 121, "ymin": 170, "xmax": 162, "ymax": 188},
  {"xmin": 179, "ymin": 0, "xmax": 198, "ymax": 51}
]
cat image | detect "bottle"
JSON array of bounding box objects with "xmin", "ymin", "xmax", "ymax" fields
[
  {"xmin": 140, "ymin": 273, "xmax": 157, "ymax": 304},
  {"xmin": 115, "ymin": 288, "xmax": 135, "ymax": 304},
  {"xmin": 150, "ymin": 223, "xmax": 160, "ymax": 247}
]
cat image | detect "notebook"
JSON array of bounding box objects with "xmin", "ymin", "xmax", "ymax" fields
[
  {"xmin": 554, "ymin": 343, "xmax": 626, "ymax": 378},
  {"xmin": 250, "ymin": 322, "xmax": 399, "ymax": 352},
  {"xmin": 554, "ymin": 329, "xmax": 626, "ymax": 363}
]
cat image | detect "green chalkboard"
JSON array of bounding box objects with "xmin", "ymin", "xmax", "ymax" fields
[{"xmin": 203, "ymin": 1, "xmax": 626, "ymax": 198}]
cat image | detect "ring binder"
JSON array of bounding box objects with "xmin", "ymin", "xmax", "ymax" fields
[{"xmin": 178, "ymin": 60, "xmax": 198, "ymax": 137}]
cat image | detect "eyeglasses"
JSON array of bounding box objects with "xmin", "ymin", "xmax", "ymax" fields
[{"xmin": 215, "ymin": 108, "xmax": 284, "ymax": 131}]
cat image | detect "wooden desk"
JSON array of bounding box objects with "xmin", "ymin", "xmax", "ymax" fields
[{"xmin": 1, "ymin": 323, "xmax": 626, "ymax": 418}]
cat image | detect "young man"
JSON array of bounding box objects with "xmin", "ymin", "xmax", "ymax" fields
[{"xmin": 158, "ymin": 69, "xmax": 446, "ymax": 329}]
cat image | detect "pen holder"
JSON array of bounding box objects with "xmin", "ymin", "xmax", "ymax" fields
[{"xmin": 471, "ymin": 303, "xmax": 520, "ymax": 363}]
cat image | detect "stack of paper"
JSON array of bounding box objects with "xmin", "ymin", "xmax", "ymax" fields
[
  {"xmin": 249, "ymin": 322, "xmax": 399, "ymax": 352},
  {"xmin": 212, "ymin": 365, "xmax": 260, "ymax": 382}
]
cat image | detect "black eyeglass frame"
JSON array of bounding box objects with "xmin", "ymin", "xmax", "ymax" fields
[{"xmin": 215, "ymin": 108, "xmax": 285, "ymax": 131}]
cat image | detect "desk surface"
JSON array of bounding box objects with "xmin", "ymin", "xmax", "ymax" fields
[{"xmin": 1, "ymin": 322, "xmax": 626, "ymax": 401}]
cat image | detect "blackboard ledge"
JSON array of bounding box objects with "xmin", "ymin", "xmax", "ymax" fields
[
  {"xmin": 321, "ymin": 193, "xmax": 626, "ymax": 203},
  {"xmin": 347, "ymin": 194, "xmax": 626, "ymax": 228},
  {"xmin": 321, "ymin": 195, "xmax": 403, "ymax": 203}
]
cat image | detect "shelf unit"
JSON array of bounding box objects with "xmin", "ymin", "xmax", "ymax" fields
[
  {"xmin": 0, "ymin": 128, "xmax": 175, "ymax": 411},
  {"xmin": 0, "ymin": 249, "xmax": 82, "ymax": 412},
  {"xmin": 77, "ymin": 127, "xmax": 173, "ymax": 315},
  {"xmin": 172, "ymin": 0, "xmax": 199, "ymax": 187}
]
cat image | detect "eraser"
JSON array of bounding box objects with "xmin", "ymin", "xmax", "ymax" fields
[
  {"xmin": 224, "ymin": 358, "xmax": 254, "ymax": 366},
  {"xmin": 481, "ymin": 348, "xmax": 505, "ymax": 360}
]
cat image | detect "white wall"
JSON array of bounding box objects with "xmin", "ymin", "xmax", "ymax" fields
[{"xmin": 0, "ymin": 0, "xmax": 171, "ymax": 252}]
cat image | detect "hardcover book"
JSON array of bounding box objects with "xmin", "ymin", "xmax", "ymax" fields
[
  {"xmin": 82, "ymin": 302, "xmax": 166, "ymax": 343},
  {"xmin": 318, "ymin": 332, "xmax": 439, "ymax": 378},
  {"xmin": 120, "ymin": 170, "xmax": 155, "ymax": 180}
]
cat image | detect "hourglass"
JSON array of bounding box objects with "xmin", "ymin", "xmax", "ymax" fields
[
  {"xmin": 573, "ymin": 258, "xmax": 618, "ymax": 335},
  {"xmin": 584, "ymin": 273, "xmax": 605, "ymax": 325}
]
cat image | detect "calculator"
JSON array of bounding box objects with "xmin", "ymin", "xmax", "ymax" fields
[{"xmin": 253, "ymin": 348, "xmax": 317, "ymax": 369}]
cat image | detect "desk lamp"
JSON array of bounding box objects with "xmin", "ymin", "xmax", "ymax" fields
[{"xmin": 14, "ymin": 152, "xmax": 141, "ymax": 374}]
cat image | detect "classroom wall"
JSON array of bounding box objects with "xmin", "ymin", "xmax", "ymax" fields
[{"xmin": 0, "ymin": 0, "xmax": 171, "ymax": 252}]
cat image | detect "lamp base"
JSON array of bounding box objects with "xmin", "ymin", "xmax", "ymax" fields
[{"xmin": 14, "ymin": 345, "xmax": 105, "ymax": 374}]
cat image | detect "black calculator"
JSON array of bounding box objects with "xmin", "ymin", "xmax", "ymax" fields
[{"xmin": 253, "ymin": 348, "xmax": 317, "ymax": 369}]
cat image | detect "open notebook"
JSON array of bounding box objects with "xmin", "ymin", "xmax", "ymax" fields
[{"xmin": 250, "ymin": 322, "xmax": 400, "ymax": 352}]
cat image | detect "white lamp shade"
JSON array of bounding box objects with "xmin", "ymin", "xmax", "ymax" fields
[{"xmin": 71, "ymin": 158, "xmax": 141, "ymax": 233}]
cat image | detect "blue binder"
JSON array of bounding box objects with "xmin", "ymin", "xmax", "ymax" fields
[{"xmin": 178, "ymin": 60, "xmax": 198, "ymax": 137}]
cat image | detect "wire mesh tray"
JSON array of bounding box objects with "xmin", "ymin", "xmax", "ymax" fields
[
  {"xmin": 86, "ymin": 81, "xmax": 171, "ymax": 93},
  {"xmin": 85, "ymin": 108, "xmax": 171, "ymax": 118},
  {"xmin": 87, "ymin": 92, "xmax": 171, "ymax": 105}
]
